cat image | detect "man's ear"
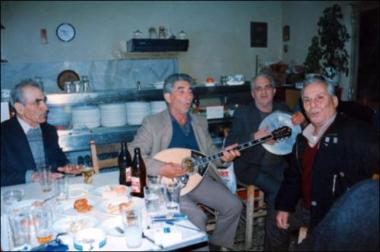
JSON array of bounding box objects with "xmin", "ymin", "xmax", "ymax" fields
[
  {"xmin": 333, "ymin": 95, "xmax": 339, "ymax": 108},
  {"xmin": 164, "ymin": 93, "xmax": 171, "ymax": 104},
  {"xmin": 14, "ymin": 102, "xmax": 24, "ymax": 115}
]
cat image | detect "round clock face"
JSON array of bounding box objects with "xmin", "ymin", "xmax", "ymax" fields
[{"xmin": 56, "ymin": 23, "xmax": 76, "ymax": 42}]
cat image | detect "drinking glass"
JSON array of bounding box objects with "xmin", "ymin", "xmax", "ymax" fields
[
  {"xmin": 81, "ymin": 166, "xmax": 95, "ymax": 184},
  {"xmin": 163, "ymin": 181, "xmax": 181, "ymax": 213},
  {"xmin": 144, "ymin": 186, "xmax": 164, "ymax": 215},
  {"xmin": 8, "ymin": 208, "xmax": 33, "ymax": 250},
  {"xmin": 1, "ymin": 189, "xmax": 24, "ymax": 213},
  {"xmin": 37, "ymin": 165, "xmax": 53, "ymax": 192},
  {"xmin": 122, "ymin": 207, "xmax": 143, "ymax": 248},
  {"xmin": 31, "ymin": 206, "xmax": 54, "ymax": 245},
  {"xmin": 55, "ymin": 175, "xmax": 69, "ymax": 201}
]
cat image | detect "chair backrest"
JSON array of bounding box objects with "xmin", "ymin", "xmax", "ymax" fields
[{"xmin": 90, "ymin": 140, "xmax": 120, "ymax": 173}]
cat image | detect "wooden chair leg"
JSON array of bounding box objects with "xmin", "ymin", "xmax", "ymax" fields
[{"xmin": 245, "ymin": 185, "xmax": 255, "ymax": 250}]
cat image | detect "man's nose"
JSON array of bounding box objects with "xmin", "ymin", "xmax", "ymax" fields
[{"xmin": 41, "ymin": 102, "xmax": 48, "ymax": 111}]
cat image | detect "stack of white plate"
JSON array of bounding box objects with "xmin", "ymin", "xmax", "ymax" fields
[
  {"xmin": 150, "ymin": 101, "xmax": 167, "ymax": 115},
  {"xmin": 125, "ymin": 101, "xmax": 151, "ymax": 125},
  {"xmin": 72, "ymin": 106, "xmax": 100, "ymax": 129},
  {"xmin": 99, "ymin": 103, "xmax": 127, "ymax": 127},
  {"xmin": 47, "ymin": 105, "xmax": 71, "ymax": 127}
]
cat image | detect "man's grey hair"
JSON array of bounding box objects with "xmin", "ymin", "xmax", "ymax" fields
[
  {"xmin": 301, "ymin": 75, "xmax": 335, "ymax": 97},
  {"xmin": 163, "ymin": 73, "xmax": 194, "ymax": 94},
  {"xmin": 251, "ymin": 73, "xmax": 276, "ymax": 91},
  {"xmin": 10, "ymin": 79, "xmax": 42, "ymax": 106}
]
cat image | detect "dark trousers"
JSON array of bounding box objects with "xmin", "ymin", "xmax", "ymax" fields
[{"xmin": 265, "ymin": 201, "xmax": 310, "ymax": 251}]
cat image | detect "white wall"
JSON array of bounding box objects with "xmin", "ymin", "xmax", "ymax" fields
[
  {"xmin": 1, "ymin": 1, "xmax": 283, "ymax": 83},
  {"xmin": 2, "ymin": 1, "xmax": 355, "ymax": 99}
]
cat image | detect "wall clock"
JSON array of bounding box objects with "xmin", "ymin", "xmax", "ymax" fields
[{"xmin": 56, "ymin": 23, "xmax": 76, "ymax": 42}]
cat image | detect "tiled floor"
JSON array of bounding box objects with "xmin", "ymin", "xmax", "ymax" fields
[{"xmin": 233, "ymin": 216, "xmax": 265, "ymax": 251}]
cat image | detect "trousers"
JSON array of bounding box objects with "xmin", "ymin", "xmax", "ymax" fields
[{"xmin": 180, "ymin": 174, "xmax": 243, "ymax": 248}]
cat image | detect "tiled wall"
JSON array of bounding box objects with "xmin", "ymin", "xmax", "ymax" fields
[{"xmin": 1, "ymin": 58, "xmax": 178, "ymax": 94}]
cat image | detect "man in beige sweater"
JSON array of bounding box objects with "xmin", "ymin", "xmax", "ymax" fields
[{"xmin": 128, "ymin": 73, "xmax": 242, "ymax": 250}]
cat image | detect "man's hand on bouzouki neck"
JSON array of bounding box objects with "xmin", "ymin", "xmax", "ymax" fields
[{"xmin": 221, "ymin": 143, "xmax": 241, "ymax": 163}]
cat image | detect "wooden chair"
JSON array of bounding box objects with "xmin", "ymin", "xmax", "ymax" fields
[
  {"xmin": 89, "ymin": 140, "xmax": 120, "ymax": 173},
  {"xmin": 236, "ymin": 183, "xmax": 267, "ymax": 250}
]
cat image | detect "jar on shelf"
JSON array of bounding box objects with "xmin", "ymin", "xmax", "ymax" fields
[
  {"xmin": 148, "ymin": 27, "xmax": 157, "ymax": 39},
  {"xmin": 158, "ymin": 26, "xmax": 166, "ymax": 39}
]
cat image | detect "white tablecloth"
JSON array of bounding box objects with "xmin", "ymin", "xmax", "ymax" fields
[{"xmin": 1, "ymin": 171, "xmax": 208, "ymax": 251}]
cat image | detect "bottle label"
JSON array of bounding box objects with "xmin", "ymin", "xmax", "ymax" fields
[
  {"xmin": 131, "ymin": 176, "xmax": 141, "ymax": 193},
  {"xmin": 125, "ymin": 167, "xmax": 131, "ymax": 183}
]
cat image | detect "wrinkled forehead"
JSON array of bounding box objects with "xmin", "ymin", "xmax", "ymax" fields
[
  {"xmin": 173, "ymin": 80, "xmax": 192, "ymax": 90},
  {"xmin": 254, "ymin": 76, "xmax": 272, "ymax": 87},
  {"xmin": 303, "ymin": 82, "xmax": 329, "ymax": 98},
  {"xmin": 22, "ymin": 86, "xmax": 45, "ymax": 102}
]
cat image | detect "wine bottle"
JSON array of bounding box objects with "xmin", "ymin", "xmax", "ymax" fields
[
  {"xmin": 118, "ymin": 141, "xmax": 132, "ymax": 186},
  {"xmin": 130, "ymin": 147, "xmax": 147, "ymax": 197}
]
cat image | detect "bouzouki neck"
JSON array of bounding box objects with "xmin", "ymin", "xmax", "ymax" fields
[{"xmin": 194, "ymin": 134, "xmax": 273, "ymax": 167}]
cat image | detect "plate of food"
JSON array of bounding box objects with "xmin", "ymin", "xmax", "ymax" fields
[
  {"xmin": 57, "ymin": 198, "xmax": 96, "ymax": 215},
  {"xmin": 53, "ymin": 215, "xmax": 98, "ymax": 234},
  {"xmin": 68, "ymin": 184, "xmax": 93, "ymax": 199},
  {"xmin": 92, "ymin": 184, "xmax": 129, "ymax": 199},
  {"xmin": 97, "ymin": 196, "xmax": 137, "ymax": 215}
]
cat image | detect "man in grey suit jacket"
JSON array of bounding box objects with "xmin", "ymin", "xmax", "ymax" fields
[{"xmin": 128, "ymin": 73, "xmax": 243, "ymax": 250}]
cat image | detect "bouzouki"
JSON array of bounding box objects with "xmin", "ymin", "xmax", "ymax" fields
[{"xmin": 154, "ymin": 126, "xmax": 292, "ymax": 195}]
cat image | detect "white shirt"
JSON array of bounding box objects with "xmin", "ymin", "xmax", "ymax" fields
[
  {"xmin": 302, "ymin": 113, "xmax": 337, "ymax": 148},
  {"xmin": 17, "ymin": 116, "xmax": 40, "ymax": 134}
]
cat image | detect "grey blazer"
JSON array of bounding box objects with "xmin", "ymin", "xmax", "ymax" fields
[{"xmin": 128, "ymin": 110, "xmax": 223, "ymax": 182}]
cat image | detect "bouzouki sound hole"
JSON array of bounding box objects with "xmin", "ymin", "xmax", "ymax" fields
[{"xmin": 182, "ymin": 157, "xmax": 195, "ymax": 173}]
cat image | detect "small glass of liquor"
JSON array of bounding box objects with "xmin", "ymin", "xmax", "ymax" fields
[{"xmin": 81, "ymin": 166, "xmax": 95, "ymax": 184}]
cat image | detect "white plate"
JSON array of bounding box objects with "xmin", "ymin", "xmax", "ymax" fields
[
  {"xmin": 92, "ymin": 184, "xmax": 129, "ymax": 199},
  {"xmin": 68, "ymin": 184, "xmax": 93, "ymax": 199},
  {"xmin": 56, "ymin": 198, "xmax": 97, "ymax": 216},
  {"xmin": 204, "ymin": 82, "xmax": 216, "ymax": 87},
  {"xmin": 101, "ymin": 216, "xmax": 124, "ymax": 237},
  {"xmin": 226, "ymin": 81, "xmax": 244, "ymax": 86},
  {"xmin": 53, "ymin": 215, "xmax": 98, "ymax": 233},
  {"xmin": 151, "ymin": 81, "xmax": 164, "ymax": 89},
  {"xmin": 97, "ymin": 197, "xmax": 143, "ymax": 215}
]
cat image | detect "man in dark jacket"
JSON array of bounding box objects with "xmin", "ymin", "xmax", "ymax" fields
[
  {"xmin": 270, "ymin": 75, "xmax": 379, "ymax": 250},
  {"xmin": 1, "ymin": 79, "xmax": 81, "ymax": 186},
  {"xmin": 225, "ymin": 73, "xmax": 303, "ymax": 249}
]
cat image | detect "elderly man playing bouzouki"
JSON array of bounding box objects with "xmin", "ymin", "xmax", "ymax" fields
[{"xmin": 128, "ymin": 73, "xmax": 242, "ymax": 250}]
